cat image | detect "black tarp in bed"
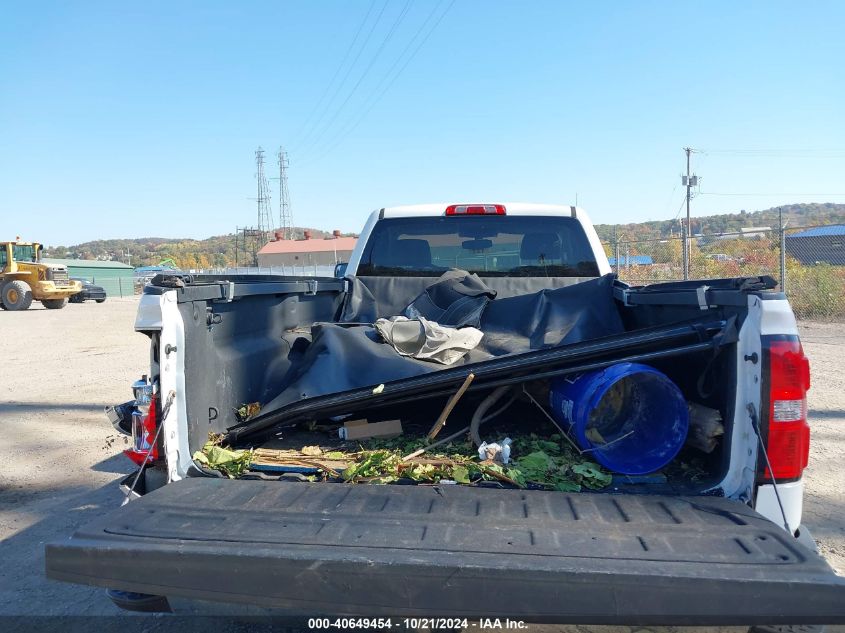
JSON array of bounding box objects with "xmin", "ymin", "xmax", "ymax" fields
[{"xmin": 258, "ymin": 273, "xmax": 624, "ymax": 414}]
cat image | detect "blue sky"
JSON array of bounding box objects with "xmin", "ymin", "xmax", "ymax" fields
[{"xmin": 1, "ymin": 0, "xmax": 844, "ymax": 245}]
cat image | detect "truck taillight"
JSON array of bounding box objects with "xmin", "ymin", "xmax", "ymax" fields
[
  {"xmin": 125, "ymin": 393, "xmax": 158, "ymax": 466},
  {"xmin": 762, "ymin": 339, "xmax": 811, "ymax": 481},
  {"xmin": 445, "ymin": 204, "xmax": 506, "ymax": 215}
]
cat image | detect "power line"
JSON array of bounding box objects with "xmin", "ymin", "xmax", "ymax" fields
[
  {"xmin": 288, "ymin": 0, "xmax": 378, "ymax": 152},
  {"xmin": 299, "ymin": 0, "xmax": 456, "ymax": 166},
  {"xmin": 696, "ymin": 148, "xmax": 845, "ymax": 157},
  {"xmin": 292, "ymin": 0, "xmax": 390, "ymax": 156},
  {"xmin": 663, "ymin": 181, "xmax": 680, "ymax": 218},
  {"xmin": 699, "ymin": 191, "xmax": 845, "ymax": 197},
  {"xmin": 304, "ymin": 0, "xmax": 454, "ymax": 165},
  {"xmin": 671, "ymin": 191, "xmax": 687, "ymax": 221},
  {"xmin": 297, "ymin": 0, "xmax": 413, "ymax": 161}
]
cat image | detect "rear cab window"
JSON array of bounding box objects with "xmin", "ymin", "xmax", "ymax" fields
[{"xmin": 357, "ymin": 216, "xmax": 600, "ymax": 277}]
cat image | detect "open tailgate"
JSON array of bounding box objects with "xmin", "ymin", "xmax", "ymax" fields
[{"xmin": 46, "ymin": 479, "xmax": 845, "ymax": 624}]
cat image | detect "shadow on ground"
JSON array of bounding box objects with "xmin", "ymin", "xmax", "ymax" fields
[
  {"xmin": 809, "ymin": 408, "xmax": 845, "ymax": 420},
  {"xmin": 0, "ymin": 402, "xmax": 110, "ymax": 413}
]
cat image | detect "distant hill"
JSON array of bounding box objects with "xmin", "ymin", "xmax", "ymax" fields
[
  {"xmin": 45, "ymin": 203, "xmax": 845, "ymax": 268},
  {"xmin": 594, "ymin": 202, "xmax": 845, "ymax": 242},
  {"xmin": 44, "ymin": 227, "xmax": 357, "ymax": 269}
]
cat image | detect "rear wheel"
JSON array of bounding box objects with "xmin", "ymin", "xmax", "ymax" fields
[
  {"xmin": 42, "ymin": 298, "xmax": 68, "ymax": 310},
  {"xmin": 95, "ymin": 298, "xmax": 106, "ymax": 303},
  {"xmin": 2, "ymin": 280, "xmax": 33, "ymax": 311}
]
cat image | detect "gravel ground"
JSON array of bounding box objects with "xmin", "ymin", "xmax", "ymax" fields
[
  {"xmin": 795, "ymin": 321, "xmax": 845, "ymax": 574},
  {"xmin": 0, "ymin": 299, "xmax": 842, "ymax": 632}
]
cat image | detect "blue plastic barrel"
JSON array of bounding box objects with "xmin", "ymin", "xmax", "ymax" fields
[{"xmin": 549, "ymin": 363, "xmax": 689, "ymax": 475}]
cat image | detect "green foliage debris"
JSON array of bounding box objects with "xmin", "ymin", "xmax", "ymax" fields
[
  {"xmin": 335, "ymin": 432, "xmax": 614, "ymax": 490},
  {"xmin": 511, "ymin": 434, "xmax": 613, "ymax": 491},
  {"xmin": 235, "ymin": 402, "xmax": 261, "ymax": 423},
  {"xmin": 193, "ymin": 434, "xmax": 253, "ymax": 478},
  {"xmin": 196, "ymin": 431, "xmax": 614, "ymax": 490}
]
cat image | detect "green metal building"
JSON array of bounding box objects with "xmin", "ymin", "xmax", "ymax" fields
[{"xmin": 42, "ymin": 258, "xmax": 135, "ymax": 298}]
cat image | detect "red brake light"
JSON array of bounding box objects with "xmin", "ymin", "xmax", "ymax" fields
[
  {"xmin": 124, "ymin": 393, "xmax": 159, "ymax": 466},
  {"xmin": 445, "ymin": 204, "xmax": 506, "ymax": 216},
  {"xmin": 763, "ymin": 340, "xmax": 811, "ymax": 481}
]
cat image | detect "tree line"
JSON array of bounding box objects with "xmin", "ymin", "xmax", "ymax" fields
[
  {"xmin": 594, "ymin": 202, "xmax": 845, "ymax": 243},
  {"xmin": 44, "ymin": 227, "xmax": 357, "ymax": 270}
]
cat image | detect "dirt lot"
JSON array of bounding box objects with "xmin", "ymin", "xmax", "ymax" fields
[{"xmin": 0, "ymin": 299, "xmax": 843, "ymax": 631}]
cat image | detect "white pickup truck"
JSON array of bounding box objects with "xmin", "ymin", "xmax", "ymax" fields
[{"xmin": 47, "ymin": 203, "xmax": 845, "ymax": 625}]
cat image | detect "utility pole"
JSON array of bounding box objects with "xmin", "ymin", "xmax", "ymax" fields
[
  {"xmin": 681, "ymin": 147, "xmax": 698, "ymax": 280},
  {"xmin": 234, "ymin": 225, "xmax": 263, "ymax": 267},
  {"xmin": 779, "ymin": 206, "xmax": 788, "ymax": 294}
]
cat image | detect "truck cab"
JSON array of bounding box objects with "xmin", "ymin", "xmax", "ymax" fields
[{"xmin": 347, "ymin": 203, "xmax": 610, "ymax": 278}]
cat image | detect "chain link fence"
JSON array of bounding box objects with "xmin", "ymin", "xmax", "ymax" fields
[
  {"xmin": 603, "ymin": 223, "xmax": 845, "ymax": 321},
  {"xmin": 191, "ymin": 264, "xmax": 336, "ymax": 276}
]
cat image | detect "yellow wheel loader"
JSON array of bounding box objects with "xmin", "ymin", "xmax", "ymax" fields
[{"xmin": 0, "ymin": 240, "xmax": 82, "ymax": 310}]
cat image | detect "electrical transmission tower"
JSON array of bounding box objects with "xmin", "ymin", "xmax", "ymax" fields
[
  {"xmin": 277, "ymin": 147, "xmax": 294, "ymax": 240},
  {"xmin": 255, "ymin": 147, "xmax": 273, "ymax": 243}
]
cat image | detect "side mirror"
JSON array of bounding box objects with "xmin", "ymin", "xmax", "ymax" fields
[{"xmin": 334, "ymin": 262, "xmax": 348, "ymax": 278}]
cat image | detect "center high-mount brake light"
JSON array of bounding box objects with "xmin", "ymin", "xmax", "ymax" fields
[
  {"xmin": 445, "ymin": 204, "xmax": 506, "ymax": 216},
  {"xmin": 762, "ymin": 339, "xmax": 811, "ymax": 481}
]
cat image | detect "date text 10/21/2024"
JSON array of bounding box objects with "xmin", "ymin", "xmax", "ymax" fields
[{"xmin": 307, "ymin": 618, "xmax": 528, "ymax": 629}]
